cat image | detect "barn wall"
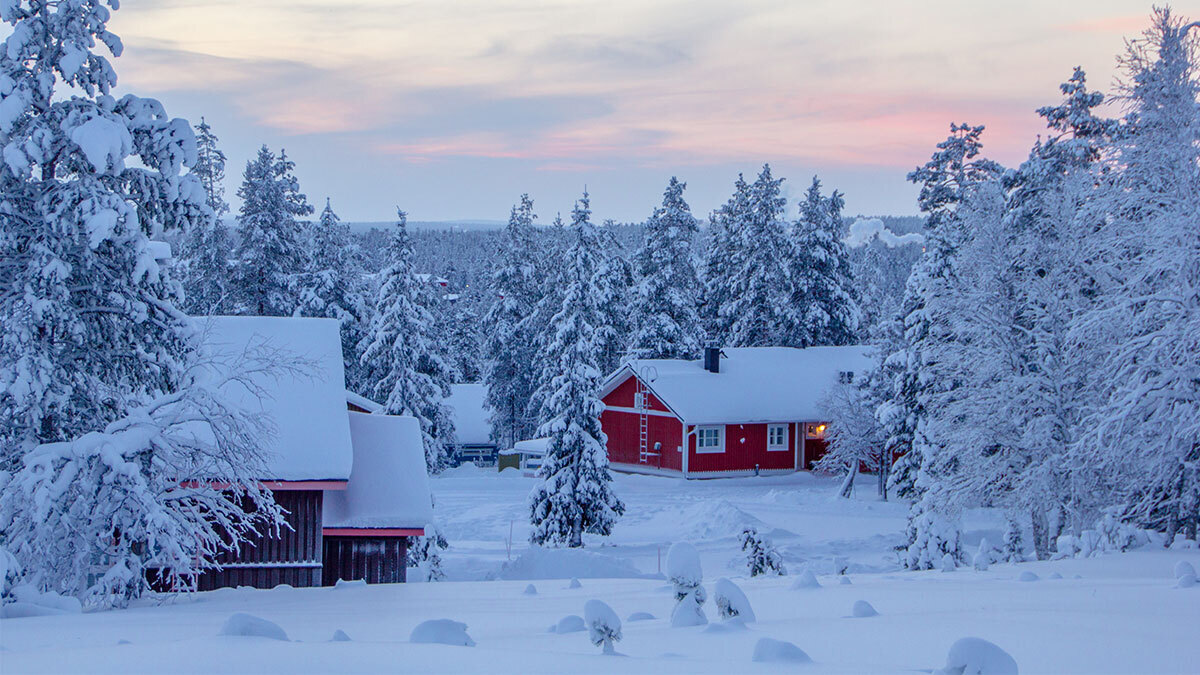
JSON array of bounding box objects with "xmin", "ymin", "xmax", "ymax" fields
[
  {"xmin": 322, "ymin": 536, "xmax": 408, "ymax": 585},
  {"xmin": 687, "ymin": 423, "xmax": 799, "ymax": 474},
  {"xmin": 601, "ymin": 408, "xmax": 684, "ymax": 472},
  {"xmin": 198, "ymin": 489, "xmax": 324, "ymax": 591}
]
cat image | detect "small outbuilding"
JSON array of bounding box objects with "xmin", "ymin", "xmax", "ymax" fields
[
  {"xmin": 599, "ymin": 346, "xmax": 874, "ymax": 478},
  {"xmin": 322, "ymin": 412, "xmax": 433, "ymax": 585},
  {"xmin": 446, "ymin": 383, "xmax": 498, "ymax": 466}
]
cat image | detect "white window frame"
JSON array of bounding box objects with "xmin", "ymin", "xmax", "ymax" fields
[
  {"xmin": 695, "ymin": 426, "xmax": 724, "ymax": 454},
  {"xmin": 767, "ymin": 423, "xmax": 789, "ymax": 451}
]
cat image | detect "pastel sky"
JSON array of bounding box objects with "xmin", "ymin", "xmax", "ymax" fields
[{"xmin": 109, "ymin": 0, "xmax": 1153, "ymax": 223}]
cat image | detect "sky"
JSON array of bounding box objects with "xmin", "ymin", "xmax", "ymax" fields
[{"xmin": 108, "ymin": 0, "xmax": 1156, "ymax": 223}]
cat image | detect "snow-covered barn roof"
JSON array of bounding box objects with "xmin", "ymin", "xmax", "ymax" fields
[
  {"xmin": 323, "ymin": 412, "xmax": 433, "ymax": 529},
  {"xmin": 602, "ymin": 346, "xmax": 876, "ymax": 425},
  {"xmin": 448, "ymin": 383, "xmax": 492, "ymax": 446},
  {"xmin": 345, "ymin": 390, "xmax": 383, "ymax": 413},
  {"xmin": 198, "ymin": 316, "xmax": 354, "ymax": 482}
]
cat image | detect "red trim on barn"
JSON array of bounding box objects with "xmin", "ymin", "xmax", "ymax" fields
[{"xmin": 322, "ymin": 527, "xmax": 425, "ymax": 537}]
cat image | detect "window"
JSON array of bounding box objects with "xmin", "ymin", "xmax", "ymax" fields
[
  {"xmin": 696, "ymin": 426, "xmax": 723, "ymax": 453},
  {"xmin": 838, "ymin": 371, "xmax": 855, "ymax": 384},
  {"xmin": 806, "ymin": 423, "xmax": 827, "ymax": 440},
  {"xmin": 767, "ymin": 424, "xmax": 788, "ymax": 451}
]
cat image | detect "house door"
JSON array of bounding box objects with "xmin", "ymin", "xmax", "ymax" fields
[{"xmin": 803, "ymin": 423, "xmax": 829, "ymax": 470}]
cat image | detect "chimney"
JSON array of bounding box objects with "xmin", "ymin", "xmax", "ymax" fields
[{"xmin": 703, "ymin": 347, "xmax": 721, "ymax": 374}]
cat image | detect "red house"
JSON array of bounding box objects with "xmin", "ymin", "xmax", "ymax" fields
[{"xmin": 599, "ymin": 346, "xmax": 873, "ymax": 478}]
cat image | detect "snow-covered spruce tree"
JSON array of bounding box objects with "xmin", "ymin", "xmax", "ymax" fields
[
  {"xmin": 231, "ymin": 145, "xmax": 312, "ymax": 316},
  {"xmin": 0, "ymin": 344, "xmax": 293, "ymax": 608},
  {"xmin": 666, "ymin": 541, "xmax": 707, "ymax": 626},
  {"xmin": 740, "ymin": 527, "xmax": 786, "ymax": 576},
  {"xmin": 483, "ymin": 195, "xmax": 545, "ymax": 449},
  {"xmin": 899, "ymin": 123, "xmax": 1003, "ymax": 569},
  {"xmin": 0, "ymin": 0, "xmax": 209, "ymax": 470},
  {"xmin": 359, "ymin": 211, "xmax": 455, "ymax": 473},
  {"xmin": 724, "ymin": 165, "xmax": 796, "ymax": 347},
  {"xmin": 700, "ymin": 173, "xmax": 750, "ymax": 345},
  {"xmin": 1079, "ymin": 9, "xmax": 1200, "ymax": 543},
  {"xmin": 528, "ymin": 193, "xmax": 625, "ymax": 548},
  {"xmin": 593, "ymin": 218, "xmax": 634, "ymax": 376},
  {"xmin": 522, "ymin": 211, "xmax": 569, "ymax": 430},
  {"xmin": 178, "ymin": 116, "xmax": 233, "ymax": 315},
  {"xmin": 628, "ymin": 177, "xmax": 704, "ymax": 360},
  {"xmin": 407, "ymin": 523, "xmax": 448, "ymax": 582},
  {"xmin": 788, "ymin": 177, "xmax": 860, "ymax": 347},
  {"xmin": 296, "ymin": 198, "xmax": 369, "ymax": 389}
]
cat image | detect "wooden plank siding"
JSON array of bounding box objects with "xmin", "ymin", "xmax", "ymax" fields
[
  {"xmin": 197, "ymin": 490, "xmax": 324, "ymax": 591},
  {"xmin": 322, "ymin": 537, "xmax": 408, "ymax": 585}
]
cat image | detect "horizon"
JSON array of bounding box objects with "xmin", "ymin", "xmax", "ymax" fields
[{"xmin": 107, "ymin": 0, "xmax": 1149, "ymax": 223}]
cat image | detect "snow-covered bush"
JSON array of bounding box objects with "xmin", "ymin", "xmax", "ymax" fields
[
  {"xmin": 907, "ymin": 508, "xmax": 965, "ymax": 570},
  {"xmin": 752, "ymin": 637, "xmax": 812, "ymax": 663},
  {"xmin": 0, "ymin": 546, "xmax": 22, "ymax": 603},
  {"xmin": 522, "ymin": 584, "xmax": 537, "ymax": 595},
  {"xmin": 583, "ymin": 599, "xmax": 622, "ymax": 655},
  {"xmin": 973, "ymin": 538, "xmax": 995, "ymax": 571},
  {"xmin": 739, "ymin": 527, "xmax": 786, "ymax": 577},
  {"xmin": 218, "ymin": 613, "xmax": 289, "ymax": 641},
  {"xmin": 791, "ymin": 570, "xmax": 820, "ymax": 589},
  {"xmin": 667, "ymin": 542, "xmax": 707, "ymax": 626},
  {"xmin": 549, "ymin": 615, "xmax": 585, "ymax": 634},
  {"xmin": 938, "ymin": 637, "xmax": 1018, "ymax": 675},
  {"xmin": 713, "ymin": 578, "xmax": 755, "ymax": 622},
  {"xmin": 1175, "ymin": 561, "xmax": 1196, "ymax": 580},
  {"xmin": 410, "ymin": 619, "xmax": 475, "ymax": 646},
  {"xmin": 851, "ymin": 600, "xmax": 878, "ymax": 617},
  {"xmin": 407, "ymin": 522, "xmax": 449, "ymax": 581}
]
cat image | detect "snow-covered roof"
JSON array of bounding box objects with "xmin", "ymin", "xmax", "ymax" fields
[
  {"xmin": 604, "ymin": 346, "xmax": 876, "ymax": 425},
  {"xmin": 345, "ymin": 390, "xmax": 383, "ymax": 413},
  {"xmin": 323, "ymin": 412, "xmax": 433, "ymax": 529},
  {"xmin": 198, "ymin": 316, "xmax": 354, "ymax": 481},
  {"xmin": 500, "ymin": 437, "xmax": 549, "ymax": 456},
  {"xmin": 448, "ymin": 383, "xmax": 492, "ymax": 446}
]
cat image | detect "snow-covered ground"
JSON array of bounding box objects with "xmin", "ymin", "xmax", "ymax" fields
[{"xmin": 2, "ymin": 469, "xmax": 1197, "ymax": 673}]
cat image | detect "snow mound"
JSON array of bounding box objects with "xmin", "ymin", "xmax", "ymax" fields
[
  {"xmin": 330, "ymin": 629, "xmax": 352, "ymax": 642},
  {"xmin": 627, "ymin": 611, "xmax": 656, "ymax": 622},
  {"xmin": 218, "ymin": 613, "xmax": 289, "ymax": 641},
  {"xmin": 410, "ymin": 619, "xmax": 475, "ymax": 647},
  {"xmin": 1047, "ymin": 572, "xmax": 1063, "ymax": 580},
  {"xmin": 548, "ymin": 615, "xmax": 585, "ymax": 634},
  {"xmin": 714, "ymin": 578, "xmax": 755, "ymax": 622},
  {"xmin": 567, "ymin": 577, "xmax": 582, "ymax": 589},
  {"xmin": 438, "ymin": 462, "xmax": 489, "ymax": 478},
  {"xmin": 499, "ymin": 548, "xmax": 642, "ymax": 580},
  {"xmin": 1176, "ymin": 572, "xmax": 1196, "ymax": 588},
  {"xmin": 939, "ymin": 637, "xmax": 1018, "ymax": 675},
  {"xmin": 8, "ymin": 585, "xmax": 82, "ymax": 614},
  {"xmin": 1018, "ymin": 571, "xmax": 1039, "ymax": 582},
  {"xmin": 1174, "ymin": 561, "xmax": 1196, "ymax": 579},
  {"xmin": 791, "ymin": 570, "xmax": 820, "ymax": 589},
  {"xmin": 1, "ymin": 603, "xmax": 74, "ymax": 619},
  {"xmin": 941, "ymin": 553, "xmax": 957, "ymax": 572},
  {"xmin": 752, "ymin": 637, "xmax": 812, "ymax": 663},
  {"xmin": 333, "ymin": 578, "xmax": 367, "ymax": 590},
  {"xmin": 677, "ymin": 500, "xmax": 768, "ymax": 540},
  {"xmin": 703, "ymin": 621, "xmax": 747, "ymax": 633},
  {"xmin": 839, "ymin": 576, "xmax": 853, "ymax": 585},
  {"xmin": 523, "ymin": 583, "xmax": 538, "ymax": 595},
  {"xmin": 851, "ymin": 600, "xmax": 878, "ymax": 618}
]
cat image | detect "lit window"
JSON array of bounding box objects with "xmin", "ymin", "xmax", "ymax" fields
[
  {"xmin": 767, "ymin": 424, "xmax": 788, "ymax": 450},
  {"xmin": 806, "ymin": 423, "xmax": 827, "ymax": 440},
  {"xmin": 697, "ymin": 426, "xmax": 723, "ymax": 453}
]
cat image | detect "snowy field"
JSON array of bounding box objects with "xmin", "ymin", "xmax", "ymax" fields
[{"xmin": 2, "ymin": 469, "xmax": 1197, "ymax": 674}]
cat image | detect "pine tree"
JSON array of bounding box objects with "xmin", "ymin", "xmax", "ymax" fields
[
  {"xmin": 177, "ymin": 116, "xmax": 232, "ymax": 315},
  {"xmin": 359, "ymin": 211, "xmax": 456, "ymax": 473},
  {"xmin": 740, "ymin": 527, "xmax": 786, "ymax": 576},
  {"xmin": 723, "ymin": 165, "xmax": 795, "ymax": 347},
  {"xmin": 701, "ymin": 174, "xmax": 750, "ymax": 345},
  {"xmin": 524, "ymin": 212, "xmax": 569, "ymax": 429},
  {"xmin": 232, "ymin": 145, "xmax": 311, "ymax": 316},
  {"xmin": 628, "ymin": 177, "xmax": 704, "ymax": 360},
  {"xmin": 592, "ymin": 219, "xmax": 634, "ymax": 376},
  {"xmin": 296, "ymin": 198, "xmax": 369, "ymax": 389},
  {"xmin": 192, "ymin": 117, "xmax": 227, "ymax": 217},
  {"xmin": 528, "ymin": 193, "xmax": 624, "ymax": 548},
  {"xmin": 789, "ymin": 177, "xmax": 860, "ymax": 346},
  {"xmin": 898, "ymin": 123, "xmax": 1003, "ymax": 569},
  {"xmin": 483, "ymin": 195, "xmax": 544, "ymax": 448}
]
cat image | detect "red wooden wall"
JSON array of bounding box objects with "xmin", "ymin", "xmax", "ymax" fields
[
  {"xmin": 322, "ymin": 536, "xmax": 408, "ymax": 585},
  {"xmin": 685, "ymin": 422, "xmax": 798, "ymax": 474},
  {"xmin": 197, "ymin": 489, "xmax": 324, "ymax": 591}
]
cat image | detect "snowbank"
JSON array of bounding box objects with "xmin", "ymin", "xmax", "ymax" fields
[
  {"xmin": 409, "ymin": 619, "xmax": 475, "ymax": 647},
  {"xmin": 499, "ymin": 547, "xmax": 643, "ymax": 580}
]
